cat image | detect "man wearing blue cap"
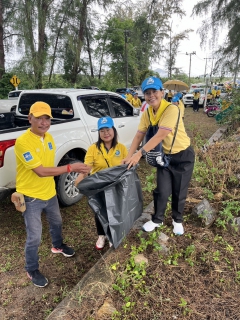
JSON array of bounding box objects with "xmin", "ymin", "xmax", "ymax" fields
[
  {"xmin": 126, "ymin": 89, "xmax": 133, "ymax": 103},
  {"xmin": 172, "ymin": 93, "xmax": 185, "ymax": 119},
  {"xmin": 123, "ymin": 76, "xmax": 195, "ymax": 235}
]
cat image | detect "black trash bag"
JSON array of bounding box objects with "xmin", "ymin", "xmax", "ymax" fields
[{"xmin": 77, "ymin": 164, "xmax": 143, "ymax": 248}]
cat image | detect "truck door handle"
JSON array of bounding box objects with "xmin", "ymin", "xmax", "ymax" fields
[
  {"xmin": 118, "ymin": 124, "xmax": 125, "ymax": 128},
  {"xmin": 91, "ymin": 128, "xmax": 98, "ymax": 132}
]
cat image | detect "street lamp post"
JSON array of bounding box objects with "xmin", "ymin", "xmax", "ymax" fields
[{"xmin": 186, "ymin": 51, "xmax": 196, "ymax": 86}]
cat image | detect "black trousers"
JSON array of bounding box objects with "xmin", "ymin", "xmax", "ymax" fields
[
  {"xmin": 95, "ymin": 214, "xmax": 105, "ymax": 235},
  {"xmin": 193, "ymin": 99, "xmax": 199, "ymax": 111},
  {"xmin": 152, "ymin": 146, "xmax": 195, "ymax": 224}
]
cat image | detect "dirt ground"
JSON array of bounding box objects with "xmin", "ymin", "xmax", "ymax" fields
[{"xmin": 0, "ymin": 107, "xmax": 224, "ymax": 319}]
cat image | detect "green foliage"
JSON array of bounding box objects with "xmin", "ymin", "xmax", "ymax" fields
[
  {"xmin": 142, "ymin": 168, "xmax": 156, "ymax": 193},
  {"xmin": 215, "ymin": 200, "xmax": 240, "ymax": 230},
  {"xmin": 0, "ymin": 73, "xmax": 15, "ymax": 98},
  {"xmin": 218, "ymin": 89, "xmax": 240, "ymax": 126}
]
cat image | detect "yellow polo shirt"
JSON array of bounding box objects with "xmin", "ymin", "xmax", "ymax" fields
[
  {"xmin": 126, "ymin": 93, "xmax": 133, "ymax": 103},
  {"xmin": 14, "ymin": 128, "xmax": 56, "ymax": 200},
  {"xmin": 84, "ymin": 142, "xmax": 128, "ymax": 174},
  {"xmin": 131, "ymin": 97, "xmax": 142, "ymax": 108},
  {"xmin": 212, "ymin": 89, "xmax": 217, "ymax": 97},
  {"xmin": 138, "ymin": 101, "xmax": 190, "ymax": 154},
  {"xmin": 178, "ymin": 100, "xmax": 185, "ymax": 118}
]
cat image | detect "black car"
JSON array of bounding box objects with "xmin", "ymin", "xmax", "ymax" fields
[
  {"xmin": 81, "ymin": 86, "xmax": 100, "ymax": 90},
  {"xmin": 116, "ymin": 88, "xmax": 135, "ymax": 95}
]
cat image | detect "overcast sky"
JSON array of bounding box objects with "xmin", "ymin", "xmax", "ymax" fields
[{"xmin": 151, "ymin": 0, "xmax": 227, "ymax": 77}]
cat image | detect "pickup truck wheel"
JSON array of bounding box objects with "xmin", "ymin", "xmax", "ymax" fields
[{"xmin": 56, "ymin": 159, "xmax": 84, "ymax": 207}]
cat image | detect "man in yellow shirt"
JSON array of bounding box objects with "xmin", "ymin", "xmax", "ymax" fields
[
  {"xmin": 131, "ymin": 92, "xmax": 142, "ymax": 108},
  {"xmin": 216, "ymin": 87, "xmax": 221, "ymax": 98},
  {"xmin": 123, "ymin": 76, "xmax": 195, "ymax": 235},
  {"xmin": 167, "ymin": 90, "xmax": 173, "ymax": 102},
  {"xmin": 172, "ymin": 94, "xmax": 185, "ymax": 119},
  {"xmin": 14, "ymin": 102, "xmax": 90, "ymax": 287},
  {"xmin": 125, "ymin": 89, "xmax": 133, "ymax": 103}
]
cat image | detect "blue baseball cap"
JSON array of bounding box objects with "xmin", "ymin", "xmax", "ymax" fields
[
  {"xmin": 141, "ymin": 77, "xmax": 163, "ymax": 93},
  {"xmin": 172, "ymin": 95, "xmax": 180, "ymax": 103},
  {"xmin": 126, "ymin": 89, "xmax": 131, "ymax": 93},
  {"xmin": 97, "ymin": 117, "xmax": 114, "ymax": 130}
]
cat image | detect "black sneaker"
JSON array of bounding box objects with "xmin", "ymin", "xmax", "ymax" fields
[
  {"xmin": 27, "ymin": 270, "xmax": 48, "ymax": 287},
  {"xmin": 51, "ymin": 243, "xmax": 75, "ymax": 257}
]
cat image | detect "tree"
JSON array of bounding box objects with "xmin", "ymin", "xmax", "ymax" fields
[
  {"xmin": 192, "ymin": 0, "xmax": 240, "ymax": 82},
  {"xmin": 165, "ymin": 27, "xmax": 193, "ymax": 79}
]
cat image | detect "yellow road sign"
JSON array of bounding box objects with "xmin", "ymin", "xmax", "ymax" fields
[{"xmin": 10, "ymin": 75, "xmax": 21, "ymax": 87}]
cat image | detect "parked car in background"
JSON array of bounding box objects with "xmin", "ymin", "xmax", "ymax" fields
[
  {"xmin": 220, "ymin": 87, "xmax": 228, "ymax": 99},
  {"xmin": 116, "ymin": 88, "xmax": 135, "ymax": 96},
  {"xmin": 81, "ymin": 86, "xmax": 100, "ymax": 90},
  {"xmin": 182, "ymin": 88, "xmax": 205, "ymax": 107},
  {"xmin": 133, "ymin": 86, "xmax": 144, "ymax": 101}
]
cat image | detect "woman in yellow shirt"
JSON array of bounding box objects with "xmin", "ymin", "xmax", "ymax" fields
[
  {"xmin": 75, "ymin": 117, "xmax": 128, "ymax": 250},
  {"xmin": 131, "ymin": 92, "xmax": 142, "ymax": 108},
  {"xmin": 123, "ymin": 76, "xmax": 195, "ymax": 236}
]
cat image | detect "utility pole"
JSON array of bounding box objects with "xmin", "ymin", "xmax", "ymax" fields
[
  {"xmin": 169, "ymin": 21, "xmax": 173, "ymax": 79},
  {"xmin": 186, "ymin": 51, "xmax": 196, "ymax": 86},
  {"xmin": 204, "ymin": 57, "xmax": 213, "ymax": 81},
  {"xmin": 124, "ymin": 30, "xmax": 129, "ymax": 88},
  {"xmin": 209, "ymin": 58, "xmax": 215, "ymax": 85}
]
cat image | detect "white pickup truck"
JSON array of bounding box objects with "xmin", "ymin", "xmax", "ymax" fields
[{"xmin": 0, "ymin": 89, "xmax": 140, "ymax": 206}]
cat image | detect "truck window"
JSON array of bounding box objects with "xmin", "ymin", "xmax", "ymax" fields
[
  {"xmin": 109, "ymin": 96, "xmax": 133, "ymax": 117},
  {"xmin": 8, "ymin": 90, "xmax": 22, "ymax": 99},
  {"xmin": 80, "ymin": 96, "xmax": 110, "ymax": 118},
  {"xmin": 18, "ymin": 93, "xmax": 74, "ymax": 119}
]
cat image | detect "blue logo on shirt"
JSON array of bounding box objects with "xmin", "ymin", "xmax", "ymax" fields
[
  {"xmin": 23, "ymin": 152, "xmax": 33, "ymax": 162},
  {"xmin": 115, "ymin": 150, "xmax": 120, "ymax": 156},
  {"xmin": 48, "ymin": 142, "xmax": 53, "ymax": 150}
]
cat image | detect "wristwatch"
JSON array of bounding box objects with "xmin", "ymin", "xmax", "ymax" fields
[{"xmin": 140, "ymin": 147, "xmax": 147, "ymax": 156}]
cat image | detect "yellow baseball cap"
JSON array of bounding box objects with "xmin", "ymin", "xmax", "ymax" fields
[{"xmin": 29, "ymin": 101, "xmax": 52, "ymax": 118}]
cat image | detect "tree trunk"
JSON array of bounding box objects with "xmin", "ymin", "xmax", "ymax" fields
[
  {"xmin": 98, "ymin": 38, "xmax": 106, "ymax": 80},
  {"xmin": 71, "ymin": 0, "xmax": 88, "ymax": 84},
  {"xmin": 86, "ymin": 27, "xmax": 94, "ymax": 78},
  {"xmin": 48, "ymin": 0, "xmax": 74, "ymax": 83},
  {"xmin": 0, "ymin": 0, "xmax": 5, "ymax": 79}
]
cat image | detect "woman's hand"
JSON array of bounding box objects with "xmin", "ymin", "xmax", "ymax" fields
[
  {"xmin": 74, "ymin": 173, "xmax": 88, "ymax": 187},
  {"xmin": 123, "ymin": 150, "xmax": 142, "ymax": 169}
]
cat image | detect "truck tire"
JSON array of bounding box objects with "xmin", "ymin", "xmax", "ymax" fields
[{"xmin": 56, "ymin": 159, "xmax": 84, "ymax": 207}]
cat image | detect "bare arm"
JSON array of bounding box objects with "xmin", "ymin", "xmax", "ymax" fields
[
  {"xmin": 74, "ymin": 172, "xmax": 89, "ymax": 186},
  {"xmin": 32, "ymin": 162, "xmax": 91, "ymax": 178},
  {"xmin": 125, "ymin": 128, "xmax": 170, "ymax": 168},
  {"xmin": 123, "ymin": 131, "xmax": 145, "ymax": 161}
]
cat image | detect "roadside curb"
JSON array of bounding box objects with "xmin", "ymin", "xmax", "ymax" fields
[{"xmin": 46, "ymin": 201, "xmax": 154, "ymax": 319}]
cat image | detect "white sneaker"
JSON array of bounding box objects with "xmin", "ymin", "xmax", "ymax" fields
[
  {"xmin": 142, "ymin": 220, "xmax": 162, "ymax": 232},
  {"xmin": 172, "ymin": 220, "xmax": 184, "ymax": 235},
  {"xmin": 95, "ymin": 236, "xmax": 106, "ymax": 250}
]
